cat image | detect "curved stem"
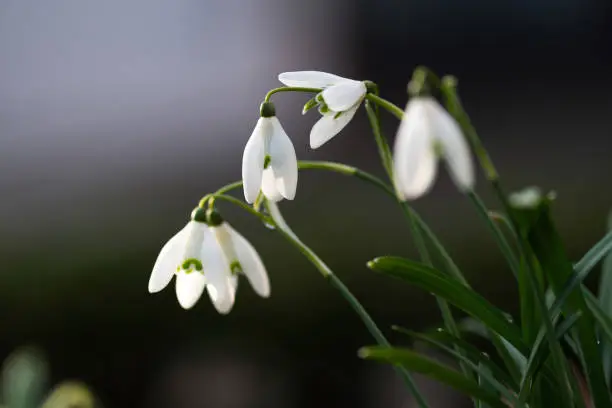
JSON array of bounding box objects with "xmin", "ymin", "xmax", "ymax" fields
[
  {"xmin": 365, "ymin": 94, "xmax": 404, "ymax": 120},
  {"xmin": 439, "ymin": 78, "xmax": 498, "ymax": 181},
  {"xmin": 264, "ymin": 86, "xmax": 321, "ymax": 102},
  {"xmin": 467, "ymin": 191, "xmax": 521, "ymax": 279},
  {"xmin": 209, "ymin": 194, "xmax": 271, "ymax": 224},
  {"xmin": 297, "ymin": 160, "xmax": 393, "ymax": 195},
  {"xmin": 264, "ymin": 200, "xmax": 431, "ymax": 408},
  {"xmin": 365, "ymin": 96, "xmax": 477, "ymax": 388}
]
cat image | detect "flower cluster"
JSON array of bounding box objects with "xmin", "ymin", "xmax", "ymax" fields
[
  {"xmin": 148, "ymin": 70, "xmax": 475, "ymax": 312},
  {"xmin": 243, "ymin": 70, "xmax": 474, "ymax": 203},
  {"xmin": 148, "ymin": 207, "xmax": 269, "ymax": 311}
]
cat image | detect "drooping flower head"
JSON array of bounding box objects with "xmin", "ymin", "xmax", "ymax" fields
[
  {"xmin": 278, "ymin": 71, "xmax": 367, "ymax": 149},
  {"xmin": 148, "ymin": 207, "xmax": 270, "ymax": 313},
  {"xmin": 393, "ymin": 97, "xmax": 475, "ymax": 200},
  {"xmin": 207, "ymin": 210, "xmax": 270, "ymax": 300},
  {"xmin": 242, "ymin": 101, "xmax": 298, "ymax": 204}
]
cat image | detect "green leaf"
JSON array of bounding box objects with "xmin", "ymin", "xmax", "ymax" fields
[
  {"xmin": 517, "ymin": 312, "xmax": 582, "ymax": 404},
  {"xmin": 585, "ymin": 289, "xmax": 612, "ymax": 344},
  {"xmin": 598, "ymin": 213, "xmax": 612, "ymax": 382},
  {"xmin": 477, "ymin": 363, "xmax": 495, "ymax": 408},
  {"xmin": 368, "ymin": 257, "xmax": 527, "ymax": 354},
  {"xmin": 577, "ymin": 230, "xmax": 612, "ymax": 278},
  {"xmin": 393, "ymin": 327, "xmax": 518, "ymax": 400},
  {"xmin": 519, "ymin": 199, "xmax": 611, "ymax": 408},
  {"xmin": 547, "ymin": 227, "xmax": 612, "ymax": 320},
  {"xmin": 359, "ymin": 347, "xmax": 508, "ymax": 408}
]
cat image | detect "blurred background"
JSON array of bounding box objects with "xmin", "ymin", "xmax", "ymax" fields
[{"xmin": 0, "ymin": 0, "xmax": 611, "ymax": 407}]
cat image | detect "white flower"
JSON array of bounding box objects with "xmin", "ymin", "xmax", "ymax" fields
[
  {"xmin": 148, "ymin": 209, "xmax": 270, "ymax": 313},
  {"xmin": 242, "ymin": 102, "xmax": 298, "ymax": 204},
  {"xmin": 278, "ymin": 71, "xmax": 367, "ymax": 149},
  {"xmin": 393, "ymin": 96, "xmax": 475, "ymax": 200},
  {"xmin": 148, "ymin": 219, "xmax": 235, "ymax": 312},
  {"xmin": 209, "ymin": 220, "xmax": 270, "ymax": 299}
]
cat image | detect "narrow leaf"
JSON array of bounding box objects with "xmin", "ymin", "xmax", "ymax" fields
[
  {"xmin": 598, "ymin": 213, "xmax": 612, "ymax": 382},
  {"xmin": 360, "ymin": 347, "xmax": 508, "ymax": 408},
  {"xmin": 518, "ymin": 312, "xmax": 582, "ymax": 403},
  {"xmin": 394, "ymin": 327, "xmax": 519, "ymax": 400},
  {"xmin": 368, "ymin": 257, "xmax": 527, "ymax": 354},
  {"xmin": 519, "ymin": 199, "xmax": 611, "ymax": 408}
]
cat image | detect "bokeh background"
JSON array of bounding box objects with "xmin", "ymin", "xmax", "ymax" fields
[{"xmin": 1, "ymin": 1, "xmax": 611, "ymax": 407}]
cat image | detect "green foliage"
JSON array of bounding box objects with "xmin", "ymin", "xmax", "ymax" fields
[{"xmin": 354, "ymin": 68, "xmax": 612, "ymax": 408}]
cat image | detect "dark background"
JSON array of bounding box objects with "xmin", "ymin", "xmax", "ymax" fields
[{"xmin": 0, "ymin": 1, "xmax": 611, "ymax": 407}]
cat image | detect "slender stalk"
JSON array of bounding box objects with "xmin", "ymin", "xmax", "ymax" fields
[
  {"xmin": 264, "ymin": 200, "xmax": 431, "ymax": 408},
  {"xmin": 365, "ymin": 91, "xmax": 526, "ymax": 385},
  {"xmin": 439, "ymin": 77, "xmax": 498, "ymax": 181},
  {"xmin": 264, "ymin": 86, "xmax": 321, "ymax": 102},
  {"xmin": 366, "ymin": 93, "xmax": 404, "ymax": 120},
  {"xmin": 467, "ymin": 191, "xmax": 521, "ymax": 279},
  {"xmin": 208, "ymin": 194, "xmax": 271, "ymax": 223},
  {"xmin": 364, "ymin": 99, "xmax": 475, "ymax": 387}
]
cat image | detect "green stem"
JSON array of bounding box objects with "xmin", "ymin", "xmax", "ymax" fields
[
  {"xmin": 264, "ymin": 200, "xmax": 431, "ymax": 408},
  {"xmin": 208, "ymin": 194, "xmax": 272, "ymax": 224},
  {"xmin": 439, "ymin": 77, "xmax": 498, "ymax": 181},
  {"xmin": 364, "ymin": 100, "xmax": 395, "ymax": 179},
  {"xmin": 467, "ymin": 191, "xmax": 521, "ymax": 279},
  {"xmin": 365, "ymin": 93, "xmax": 404, "ymax": 120},
  {"xmin": 364, "ymin": 98, "xmax": 476, "ymax": 387},
  {"xmin": 264, "ymin": 86, "xmax": 321, "ymax": 102}
]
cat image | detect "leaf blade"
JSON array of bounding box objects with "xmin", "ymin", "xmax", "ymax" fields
[
  {"xmin": 360, "ymin": 347, "xmax": 508, "ymax": 408},
  {"xmin": 368, "ymin": 257, "xmax": 527, "ymax": 354}
]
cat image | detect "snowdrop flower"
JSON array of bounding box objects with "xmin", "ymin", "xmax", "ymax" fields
[
  {"xmin": 242, "ymin": 101, "xmax": 298, "ymax": 204},
  {"xmin": 207, "ymin": 210, "xmax": 270, "ymax": 300},
  {"xmin": 393, "ymin": 97, "xmax": 475, "ymax": 200},
  {"xmin": 278, "ymin": 71, "xmax": 367, "ymax": 149},
  {"xmin": 148, "ymin": 210, "xmax": 235, "ymax": 311}
]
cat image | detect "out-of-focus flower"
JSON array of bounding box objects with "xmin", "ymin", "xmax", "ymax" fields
[{"xmin": 393, "ymin": 97, "xmax": 474, "ymax": 200}]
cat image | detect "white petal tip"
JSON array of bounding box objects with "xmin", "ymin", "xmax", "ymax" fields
[
  {"xmin": 178, "ymin": 299, "xmax": 197, "ymax": 310},
  {"xmin": 309, "ymin": 139, "xmax": 324, "ymax": 149},
  {"xmin": 147, "ymin": 284, "xmax": 161, "ymax": 294}
]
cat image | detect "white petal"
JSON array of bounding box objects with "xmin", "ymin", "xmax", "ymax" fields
[
  {"xmin": 242, "ymin": 118, "xmax": 267, "ymax": 203},
  {"xmin": 278, "ymin": 71, "xmax": 346, "ymax": 88},
  {"xmin": 228, "ymin": 226, "xmax": 270, "ymax": 298},
  {"xmin": 148, "ymin": 224, "xmax": 189, "ymax": 293},
  {"xmin": 175, "ymin": 271, "xmax": 206, "ymax": 309},
  {"xmin": 180, "ymin": 221, "xmax": 207, "ymax": 262},
  {"xmin": 261, "ymin": 167, "xmax": 283, "ymax": 202},
  {"xmin": 211, "ymin": 223, "xmax": 238, "ymax": 263},
  {"xmin": 309, "ymin": 104, "xmax": 359, "ymax": 149},
  {"xmin": 201, "ymin": 235, "xmax": 235, "ymax": 314},
  {"xmin": 321, "ymin": 81, "xmax": 366, "ymax": 112},
  {"xmin": 393, "ymin": 99, "xmax": 438, "ymax": 200},
  {"xmin": 268, "ymin": 118, "xmax": 298, "ymax": 200},
  {"xmin": 427, "ymin": 100, "xmax": 475, "ymax": 192}
]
